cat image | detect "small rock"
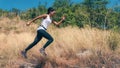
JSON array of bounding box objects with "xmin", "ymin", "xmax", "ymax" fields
[
  {"xmin": 76, "ymin": 50, "xmax": 93, "ymax": 57},
  {"xmin": 19, "ymin": 63, "xmax": 35, "ymax": 68}
]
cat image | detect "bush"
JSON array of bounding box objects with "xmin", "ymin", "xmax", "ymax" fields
[{"xmin": 108, "ymin": 32, "xmax": 119, "ymax": 51}]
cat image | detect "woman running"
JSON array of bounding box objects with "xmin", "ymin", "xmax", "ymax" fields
[{"xmin": 21, "ymin": 7, "xmax": 65, "ymax": 58}]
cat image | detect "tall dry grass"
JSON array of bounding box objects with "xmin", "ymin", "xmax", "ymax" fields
[{"xmin": 0, "ymin": 18, "xmax": 120, "ymax": 68}]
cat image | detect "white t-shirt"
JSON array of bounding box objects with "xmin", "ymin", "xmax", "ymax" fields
[{"xmin": 37, "ymin": 15, "xmax": 52, "ymax": 30}]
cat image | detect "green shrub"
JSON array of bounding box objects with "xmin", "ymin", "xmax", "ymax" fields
[{"xmin": 108, "ymin": 32, "xmax": 119, "ymax": 51}]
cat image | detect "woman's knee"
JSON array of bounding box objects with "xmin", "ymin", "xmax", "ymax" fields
[{"xmin": 49, "ymin": 37, "xmax": 54, "ymax": 42}]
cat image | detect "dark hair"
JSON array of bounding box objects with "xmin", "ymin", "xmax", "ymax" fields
[{"xmin": 47, "ymin": 7, "xmax": 55, "ymax": 14}]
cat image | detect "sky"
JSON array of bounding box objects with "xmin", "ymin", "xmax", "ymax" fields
[{"xmin": 0, "ymin": 0, "xmax": 120, "ymax": 11}]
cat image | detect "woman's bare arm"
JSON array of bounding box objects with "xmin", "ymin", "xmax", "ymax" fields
[
  {"xmin": 52, "ymin": 16, "xmax": 65, "ymax": 26},
  {"xmin": 26, "ymin": 14, "xmax": 47, "ymax": 26}
]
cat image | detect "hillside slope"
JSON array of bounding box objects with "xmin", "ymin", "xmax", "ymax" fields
[{"xmin": 0, "ymin": 18, "xmax": 120, "ymax": 68}]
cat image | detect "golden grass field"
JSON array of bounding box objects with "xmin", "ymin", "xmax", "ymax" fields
[{"xmin": 0, "ymin": 18, "xmax": 120, "ymax": 68}]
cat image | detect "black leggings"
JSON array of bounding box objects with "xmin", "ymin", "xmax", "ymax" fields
[{"xmin": 25, "ymin": 29, "xmax": 54, "ymax": 52}]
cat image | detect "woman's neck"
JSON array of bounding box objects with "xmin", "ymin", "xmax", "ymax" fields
[{"xmin": 48, "ymin": 14, "xmax": 53, "ymax": 17}]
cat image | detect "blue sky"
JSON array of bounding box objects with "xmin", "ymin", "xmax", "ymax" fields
[{"xmin": 0, "ymin": 0, "xmax": 120, "ymax": 11}]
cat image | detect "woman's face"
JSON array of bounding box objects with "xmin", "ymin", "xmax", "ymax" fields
[{"xmin": 50, "ymin": 11, "xmax": 56, "ymax": 16}]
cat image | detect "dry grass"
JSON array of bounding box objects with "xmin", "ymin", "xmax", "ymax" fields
[{"xmin": 0, "ymin": 18, "xmax": 120, "ymax": 68}]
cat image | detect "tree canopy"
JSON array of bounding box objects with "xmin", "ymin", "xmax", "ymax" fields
[{"xmin": 0, "ymin": 0, "xmax": 120, "ymax": 31}]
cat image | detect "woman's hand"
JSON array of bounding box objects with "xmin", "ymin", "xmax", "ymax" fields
[
  {"xmin": 26, "ymin": 22, "xmax": 31, "ymax": 26},
  {"xmin": 61, "ymin": 16, "xmax": 65, "ymax": 21}
]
